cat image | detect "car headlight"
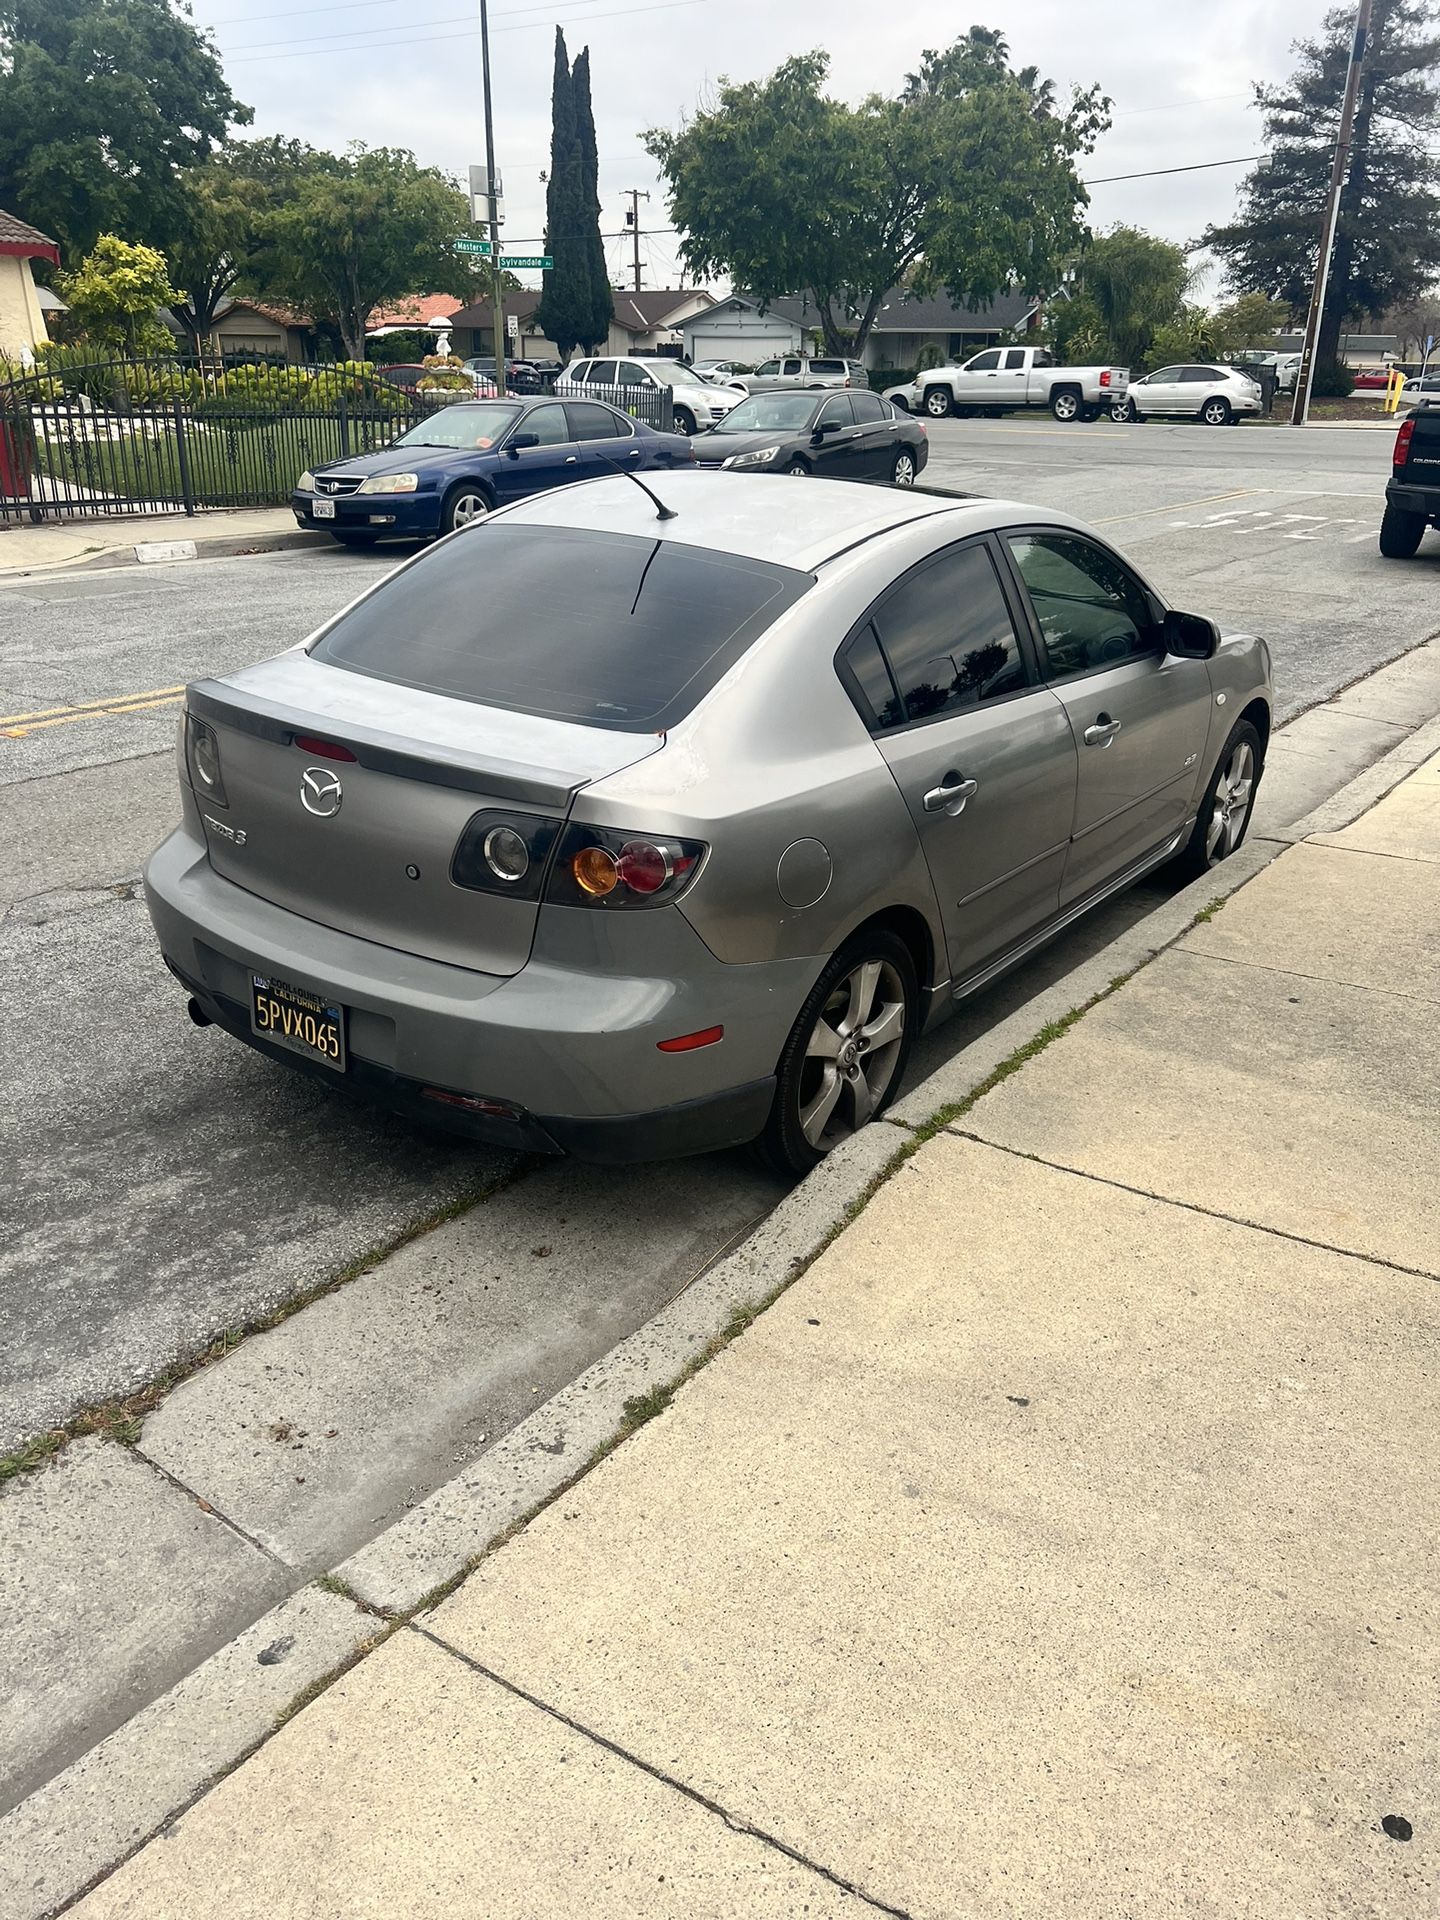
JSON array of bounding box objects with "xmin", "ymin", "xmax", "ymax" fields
[
  {"xmin": 297, "ymin": 470, "xmax": 315, "ymax": 491},
  {"xmin": 356, "ymin": 472, "xmax": 420, "ymax": 494},
  {"xmin": 722, "ymin": 446, "xmax": 780, "ymax": 469}
]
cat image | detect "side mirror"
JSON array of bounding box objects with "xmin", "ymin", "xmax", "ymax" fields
[
  {"xmin": 508, "ymin": 432, "xmax": 539, "ymax": 456},
  {"xmin": 813, "ymin": 420, "xmax": 842, "ymax": 441},
  {"xmin": 1163, "ymin": 608, "xmax": 1220, "ymax": 659}
]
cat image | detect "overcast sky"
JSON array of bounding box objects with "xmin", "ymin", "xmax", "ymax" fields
[{"xmin": 191, "ymin": 0, "xmax": 1321, "ymax": 299}]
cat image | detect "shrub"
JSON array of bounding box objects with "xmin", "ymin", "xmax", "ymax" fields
[
  {"xmin": 915, "ymin": 341, "xmax": 945, "ymax": 372},
  {"xmin": 1310, "ymin": 359, "xmax": 1354, "ymax": 398},
  {"xmin": 367, "ymin": 330, "xmax": 431, "ymax": 365}
]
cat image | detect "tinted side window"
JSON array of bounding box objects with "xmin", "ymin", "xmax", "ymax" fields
[
  {"xmin": 810, "ymin": 359, "xmax": 845, "ymax": 375},
  {"xmin": 782, "ymin": 359, "xmax": 803, "ymax": 375},
  {"xmin": 1003, "ymin": 349, "xmax": 1028, "ymax": 369},
  {"xmin": 587, "ymin": 359, "xmax": 618, "ymax": 385},
  {"xmin": 617, "ymin": 362, "xmax": 650, "ymax": 387},
  {"xmin": 568, "ymin": 361, "xmax": 591, "ymax": 383},
  {"xmin": 841, "ymin": 624, "xmax": 905, "ymax": 732},
  {"xmin": 754, "ymin": 360, "xmax": 781, "ymax": 375},
  {"xmin": 851, "ymin": 391, "xmax": 886, "ymax": 421},
  {"xmin": 967, "ymin": 350, "xmax": 1001, "ymax": 371},
  {"xmin": 518, "ymin": 404, "xmax": 569, "ymax": 446},
  {"xmin": 1180, "ymin": 366, "xmax": 1219, "ymax": 382},
  {"xmin": 816, "ymin": 395, "xmax": 853, "ymax": 428},
  {"xmin": 873, "ymin": 544, "xmax": 1028, "ymax": 724},
  {"xmin": 1007, "ymin": 534, "xmax": 1157, "ymax": 678},
  {"xmin": 567, "ymin": 401, "xmax": 633, "ymax": 441}
]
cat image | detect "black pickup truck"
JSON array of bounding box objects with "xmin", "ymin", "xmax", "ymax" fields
[{"xmin": 1381, "ymin": 402, "xmax": 1440, "ymax": 557}]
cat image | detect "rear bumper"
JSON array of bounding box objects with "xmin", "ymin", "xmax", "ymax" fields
[
  {"xmin": 145, "ymin": 823, "xmax": 817, "ymax": 1162},
  {"xmin": 1386, "ymin": 480, "xmax": 1440, "ymax": 516},
  {"xmin": 291, "ymin": 490, "xmax": 441, "ymax": 536}
]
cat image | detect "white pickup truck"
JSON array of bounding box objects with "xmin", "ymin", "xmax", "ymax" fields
[{"xmin": 886, "ymin": 347, "xmax": 1128, "ymax": 423}]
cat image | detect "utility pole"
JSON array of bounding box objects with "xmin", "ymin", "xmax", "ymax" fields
[
  {"xmin": 624, "ymin": 189, "xmax": 650, "ymax": 292},
  {"xmin": 1290, "ymin": 0, "xmax": 1374, "ymax": 426},
  {"xmin": 479, "ymin": 0, "xmax": 506, "ymax": 396}
]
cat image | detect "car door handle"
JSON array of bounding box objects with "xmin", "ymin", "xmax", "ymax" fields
[
  {"xmin": 923, "ymin": 773, "xmax": 979, "ymax": 814},
  {"xmin": 1083, "ymin": 714, "xmax": 1122, "ymax": 747},
  {"xmin": 627, "ymin": 448, "xmax": 642, "ymax": 458},
  {"xmin": 564, "ymin": 456, "xmax": 579, "ymax": 464}
]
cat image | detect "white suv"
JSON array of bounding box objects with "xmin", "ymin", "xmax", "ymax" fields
[
  {"xmin": 739, "ymin": 356, "xmax": 869, "ymax": 392},
  {"xmin": 1123, "ymin": 363, "xmax": 1262, "ymax": 425},
  {"xmin": 557, "ymin": 357, "xmax": 745, "ymax": 434}
]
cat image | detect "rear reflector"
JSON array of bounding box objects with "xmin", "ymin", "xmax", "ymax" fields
[
  {"xmin": 421, "ymin": 1087, "xmax": 520, "ymax": 1118},
  {"xmin": 657, "ymin": 1025, "xmax": 724, "ymax": 1052},
  {"xmin": 293, "ymin": 734, "xmax": 357, "ymax": 761}
]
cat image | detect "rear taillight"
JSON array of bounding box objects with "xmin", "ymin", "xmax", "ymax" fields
[
  {"xmin": 1394, "ymin": 417, "xmax": 1415, "ymax": 466},
  {"xmin": 451, "ymin": 810, "xmax": 562, "ymax": 901},
  {"xmin": 185, "ymin": 714, "xmax": 228, "ymax": 807},
  {"xmin": 1099, "ymin": 369, "xmax": 1112, "ymax": 388},
  {"xmin": 548, "ymin": 824, "xmax": 706, "ymax": 910}
]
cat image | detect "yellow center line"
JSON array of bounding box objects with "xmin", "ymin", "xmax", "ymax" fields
[
  {"xmin": 0, "ymin": 683, "xmax": 186, "ymax": 726},
  {"xmin": 2, "ymin": 694, "xmax": 183, "ymax": 738},
  {"xmin": 1096, "ymin": 488, "xmax": 1259, "ymax": 526}
]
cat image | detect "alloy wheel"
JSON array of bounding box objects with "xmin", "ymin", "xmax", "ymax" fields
[
  {"xmin": 797, "ymin": 959, "xmax": 907, "ymax": 1151},
  {"xmin": 924, "ymin": 388, "xmax": 951, "ymax": 418},
  {"xmin": 1202, "ymin": 397, "xmax": 1231, "ymax": 426},
  {"xmin": 892, "ymin": 451, "xmax": 916, "ymax": 487},
  {"xmin": 449, "ymin": 491, "xmax": 488, "ymax": 530},
  {"xmin": 1205, "ymin": 740, "xmax": 1255, "ymax": 861}
]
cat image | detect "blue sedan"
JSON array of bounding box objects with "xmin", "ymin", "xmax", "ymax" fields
[{"xmin": 292, "ymin": 396, "xmax": 696, "ymax": 546}]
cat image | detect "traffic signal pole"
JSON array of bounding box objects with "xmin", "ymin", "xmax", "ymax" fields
[
  {"xmin": 1290, "ymin": 0, "xmax": 1374, "ymax": 426},
  {"xmin": 479, "ymin": 0, "xmax": 506, "ymax": 397}
]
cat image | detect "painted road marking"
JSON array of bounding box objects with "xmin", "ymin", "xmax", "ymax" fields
[
  {"xmin": 1, "ymin": 684, "xmax": 184, "ymax": 738},
  {"xmin": 1097, "ymin": 489, "xmax": 1258, "ymax": 526}
]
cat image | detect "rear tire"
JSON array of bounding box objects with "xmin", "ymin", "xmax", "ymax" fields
[
  {"xmin": 923, "ymin": 385, "xmax": 952, "ymax": 419},
  {"xmin": 1050, "ymin": 387, "xmax": 1081, "ymax": 421},
  {"xmin": 891, "ymin": 449, "xmax": 917, "ymax": 487},
  {"xmin": 755, "ymin": 930, "xmax": 917, "ymax": 1180},
  {"xmin": 1201, "ymin": 395, "xmax": 1232, "ymax": 426},
  {"xmin": 1079, "ymin": 404, "xmax": 1101, "ymax": 423},
  {"xmin": 1379, "ymin": 502, "xmax": 1426, "ymax": 557},
  {"xmin": 1172, "ymin": 719, "xmax": 1262, "ymax": 880}
]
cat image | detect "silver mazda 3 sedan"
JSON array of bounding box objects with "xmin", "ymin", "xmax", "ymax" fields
[{"xmin": 146, "ymin": 472, "xmax": 1271, "ymax": 1177}]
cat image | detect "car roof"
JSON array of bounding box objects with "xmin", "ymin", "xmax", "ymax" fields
[{"xmin": 490, "ymin": 469, "xmax": 1010, "ymax": 571}]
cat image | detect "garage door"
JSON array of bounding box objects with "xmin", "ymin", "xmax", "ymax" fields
[{"xmin": 697, "ymin": 334, "xmax": 777, "ymax": 362}]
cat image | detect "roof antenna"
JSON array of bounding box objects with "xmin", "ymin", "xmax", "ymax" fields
[{"xmin": 592, "ymin": 449, "xmax": 678, "ymax": 520}]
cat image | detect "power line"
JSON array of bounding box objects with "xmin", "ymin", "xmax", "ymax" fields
[
  {"xmin": 208, "ymin": 0, "xmax": 611, "ymax": 29},
  {"xmin": 218, "ymin": 0, "xmax": 644, "ymax": 52},
  {"xmin": 224, "ymin": 0, "xmax": 705, "ymax": 60},
  {"xmin": 1083, "ymin": 154, "xmax": 1266, "ymax": 184}
]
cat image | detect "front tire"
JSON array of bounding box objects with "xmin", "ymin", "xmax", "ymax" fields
[
  {"xmin": 1050, "ymin": 387, "xmax": 1081, "ymax": 421},
  {"xmin": 1173, "ymin": 720, "xmax": 1262, "ymax": 880},
  {"xmin": 923, "ymin": 385, "xmax": 952, "ymax": 419},
  {"xmin": 1110, "ymin": 398, "xmax": 1136, "ymax": 423},
  {"xmin": 784, "ymin": 456, "xmax": 811, "ymax": 475},
  {"xmin": 440, "ymin": 483, "xmax": 492, "ymax": 533},
  {"xmin": 672, "ymin": 406, "xmax": 696, "ymax": 436},
  {"xmin": 756, "ymin": 930, "xmax": 917, "ymax": 1180},
  {"xmin": 891, "ymin": 448, "xmax": 917, "ymax": 487},
  {"xmin": 1201, "ymin": 395, "xmax": 1232, "ymax": 426},
  {"xmin": 1379, "ymin": 503, "xmax": 1426, "ymax": 558}
]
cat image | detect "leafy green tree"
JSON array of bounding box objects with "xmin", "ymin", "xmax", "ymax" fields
[
  {"xmin": 167, "ymin": 138, "xmax": 309, "ymax": 352},
  {"xmin": 571, "ymin": 47, "xmax": 614, "ymax": 351},
  {"xmin": 0, "ymin": 0, "xmax": 250, "ymax": 265},
  {"xmin": 646, "ymin": 38, "xmax": 1108, "ymax": 356},
  {"xmin": 242, "ymin": 145, "xmax": 470, "ymax": 360},
  {"xmin": 1203, "ymin": 0, "xmax": 1440, "ymax": 367},
  {"xmin": 1047, "ymin": 226, "xmax": 1195, "ymax": 370},
  {"xmin": 58, "ymin": 233, "xmax": 177, "ymax": 353}
]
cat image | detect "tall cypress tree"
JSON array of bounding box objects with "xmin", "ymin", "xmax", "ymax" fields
[
  {"xmin": 535, "ymin": 29, "xmax": 587, "ymax": 357},
  {"xmin": 571, "ymin": 47, "xmax": 614, "ymax": 352}
]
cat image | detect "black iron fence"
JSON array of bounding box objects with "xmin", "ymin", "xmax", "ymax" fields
[
  {"xmin": 554, "ymin": 378, "xmax": 675, "ymax": 434},
  {"xmin": 0, "ymin": 355, "xmax": 474, "ymax": 524}
]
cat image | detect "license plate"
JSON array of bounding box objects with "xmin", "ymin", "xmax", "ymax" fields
[
  {"xmin": 312, "ymin": 497, "xmax": 336, "ymax": 519},
  {"xmin": 250, "ymin": 973, "xmax": 346, "ymax": 1071}
]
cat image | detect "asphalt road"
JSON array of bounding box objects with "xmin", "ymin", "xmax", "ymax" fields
[{"xmin": 2, "ymin": 417, "xmax": 1436, "ymax": 1450}]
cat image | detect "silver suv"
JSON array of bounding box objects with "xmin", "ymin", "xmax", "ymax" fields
[{"xmin": 739, "ymin": 356, "xmax": 870, "ymax": 392}]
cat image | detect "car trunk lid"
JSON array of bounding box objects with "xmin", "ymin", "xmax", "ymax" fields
[{"xmin": 189, "ymin": 650, "xmax": 663, "ymax": 976}]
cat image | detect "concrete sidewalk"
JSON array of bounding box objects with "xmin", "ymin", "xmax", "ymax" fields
[
  {"xmin": 0, "ymin": 506, "xmax": 321, "ymax": 577},
  {"xmin": 55, "ymin": 754, "xmax": 1440, "ymax": 1918}
]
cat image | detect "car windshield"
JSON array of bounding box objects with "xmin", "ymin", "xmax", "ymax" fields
[
  {"xmin": 391, "ymin": 403, "xmax": 522, "ymax": 450},
  {"xmin": 311, "ymin": 525, "xmax": 812, "ymax": 731},
  {"xmin": 648, "ymin": 363, "xmax": 708, "ymax": 387},
  {"xmin": 710, "ymin": 393, "xmax": 822, "ymax": 434}
]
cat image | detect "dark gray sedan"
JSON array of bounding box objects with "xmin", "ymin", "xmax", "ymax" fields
[{"xmin": 693, "ymin": 389, "xmax": 928, "ymax": 485}]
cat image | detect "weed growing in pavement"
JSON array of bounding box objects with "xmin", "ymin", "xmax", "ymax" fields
[{"xmin": 1191, "ymin": 895, "xmax": 1229, "ymax": 924}]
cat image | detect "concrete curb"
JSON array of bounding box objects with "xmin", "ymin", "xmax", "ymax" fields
[
  {"xmin": 0, "ymin": 526, "xmax": 326, "ymax": 582},
  {"xmin": 9, "ymin": 646, "xmax": 1440, "ymax": 1919},
  {"xmin": 0, "ymin": 1586, "xmax": 378, "ymax": 1920}
]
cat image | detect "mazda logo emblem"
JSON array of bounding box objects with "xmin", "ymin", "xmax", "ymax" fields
[{"xmin": 300, "ymin": 767, "xmax": 343, "ymax": 817}]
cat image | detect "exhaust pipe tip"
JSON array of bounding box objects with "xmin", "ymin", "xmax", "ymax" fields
[{"xmin": 186, "ymin": 997, "xmax": 213, "ymax": 1029}]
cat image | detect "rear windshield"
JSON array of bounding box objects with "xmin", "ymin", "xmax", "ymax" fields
[{"xmin": 309, "ymin": 523, "xmax": 812, "ymax": 731}]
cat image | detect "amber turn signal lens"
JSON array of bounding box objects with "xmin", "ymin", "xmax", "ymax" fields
[{"xmin": 572, "ymin": 845, "xmax": 620, "ymax": 896}]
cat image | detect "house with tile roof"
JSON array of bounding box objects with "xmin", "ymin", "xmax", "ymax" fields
[
  {"xmin": 0, "ymin": 209, "xmax": 61, "ymax": 361},
  {"xmin": 446, "ymin": 287, "xmax": 715, "ymax": 363},
  {"xmin": 683, "ymin": 289, "xmax": 1042, "ymax": 373}
]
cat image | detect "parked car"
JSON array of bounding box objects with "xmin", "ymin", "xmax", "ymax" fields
[
  {"xmin": 692, "ymin": 360, "xmax": 749, "ymax": 383},
  {"xmin": 557, "ymin": 357, "xmax": 746, "ymax": 434},
  {"xmin": 291, "ymin": 397, "xmax": 695, "ymax": 544},
  {"xmin": 736, "ymin": 356, "xmax": 869, "ymax": 392},
  {"xmin": 692, "ymin": 388, "xmax": 927, "ymax": 486},
  {"xmin": 461, "ymin": 356, "xmax": 541, "ymax": 393},
  {"xmin": 1380, "ymin": 399, "xmax": 1440, "ymax": 557},
  {"xmin": 374, "ymin": 363, "xmax": 429, "ymax": 392},
  {"xmin": 1119, "ymin": 364, "xmax": 1261, "ymax": 426},
  {"xmin": 1234, "ymin": 349, "xmax": 1301, "ymax": 392},
  {"xmin": 887, "ymin": 348, "xmax": 1128, "ymax": 423},
  {"xmin": 151, "ymin": 471, "xmax": 1271, "ymax": 1176}
]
